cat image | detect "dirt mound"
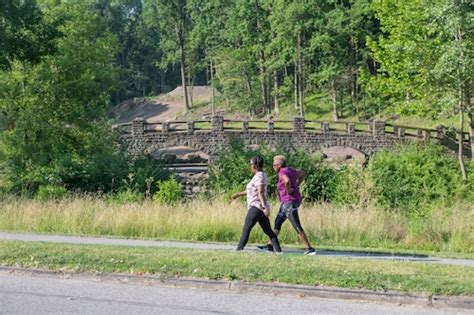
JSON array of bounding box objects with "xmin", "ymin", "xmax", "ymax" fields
[
  {"xmin": 167, "ymin": 85, "xmax": 221, "ymax": 101},
  {"xmin": 111, "ymin": 86, "xmax": 222, "ymax": 124}
]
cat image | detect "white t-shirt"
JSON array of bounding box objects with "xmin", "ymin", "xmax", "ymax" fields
[{"xmin": 246, "ymin": 171, "xmax": 270, "ymax": 210}]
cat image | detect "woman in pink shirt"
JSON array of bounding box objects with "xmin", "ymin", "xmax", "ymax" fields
[
  {"xmin": 231, "ymin": 155, "xmax": 282, "ymax": 253},
  {"xmin": 258, "ymin": 155, "xmax": 316, "ymax": 255}
]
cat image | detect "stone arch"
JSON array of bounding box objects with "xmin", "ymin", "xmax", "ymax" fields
[
  {"xmin": 148, "ymin": 145, "xmax": 209, "ymax": 163},
  {"xmin": 321, "ymin": 146, "xmax": 368, "ymax": 166}
]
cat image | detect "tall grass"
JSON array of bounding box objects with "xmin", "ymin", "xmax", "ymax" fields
[{"xmin": 0, "ymin": 195, "xmax": 472, "ymax": 253}]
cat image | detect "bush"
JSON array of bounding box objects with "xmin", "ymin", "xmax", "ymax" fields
[
  {"xmin": 154, "ymin": 177, "xmax": 182, "ymax": 204},
  {"xmin": 209, "ymin": 139, "xmax": 339, "ymax": 202},
  {"xmin": 35, "ymin": 184, "xmax": 69, "ymax": 201},
  {"xmin": 109, "ymin": 188, "xmax": 144, "ymax": 204},
  {"xmin": 368, "ymin": 143, "xmax": 473, "ymax": 214},
  {"xmin": 328, "ymin": 165, "xmax": 373, "ymax": 206},
  {"xmin": 289, "ymin": 151, "xmax": 338, "ymax": 202}
]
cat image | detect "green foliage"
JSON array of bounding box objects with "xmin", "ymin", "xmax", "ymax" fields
[
  {"xmin": 209, "ymin": 139, "xmax": 339, "ymax": 202},
  {"xmin": 366, "ymin": 0, "xmax": 473, "ymax": 119},
  {"xmin": 35, "ymin": 184, "xmax": 69, "ymax": 201},
  {"xmin": 288, "ymin": 151, "xmax": 338, "ymax": 202},
  {"xmin": 127, "ymin": 157, "xmax": 171, "ymax": 195},
  {"xmin": 0, "ymin": 0, "xmax": 58, "ymax": 69},
  {"xmin": 154, "ymin": 177, "xmax": 182, "ymax": 205},
  {"xmin": 328, "ymin": 166, "xmax": 373, "ymax": 206},
  {"xmin": 368, "ymin": 143, "xmax": 473, "ymax": 213},
  {"xmin": 110, "ymin": 188, "xmax": 144, "ymax": 204}
]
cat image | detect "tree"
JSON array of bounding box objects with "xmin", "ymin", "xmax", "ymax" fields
[
  {"xmin": 146, "ymin": 0, "xmax": 192, "ymax": 112},
  {"xmin": 0, "ymin": 1, "xmax": 122, "ymax": 192},
  {"xmin": 368, "ymin": 0, "xmax": 473, "ymax": 179}
]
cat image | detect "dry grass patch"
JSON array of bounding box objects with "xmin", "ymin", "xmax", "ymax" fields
[{"xmin": 0, "ymin": 195, "xmax": 472, "ymax": 253}]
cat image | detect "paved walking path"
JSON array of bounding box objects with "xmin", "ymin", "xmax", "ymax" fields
[{"xmin": 1, "ymin": 232, "xmax": 473, "ymax": 267}]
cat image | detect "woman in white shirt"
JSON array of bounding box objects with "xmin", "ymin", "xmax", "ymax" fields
[{"xmin": 231, "ymin": 155, "xmax": 282, "ymax": 253}]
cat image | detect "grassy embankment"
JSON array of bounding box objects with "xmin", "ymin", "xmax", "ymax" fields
[
  {"xmin": 1, "ymin": 240, "xmax": 472, "ymax": 296},
  {"xmin": 0, "ymin": 196, "xmax": 472, "ymax": 257}
]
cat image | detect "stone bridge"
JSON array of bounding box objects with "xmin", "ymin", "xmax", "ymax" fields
[{"xmin": 115, "ymin": 116, "xmax": 471, "ymax": 162}]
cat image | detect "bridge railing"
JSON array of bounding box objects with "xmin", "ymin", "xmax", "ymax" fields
[{"xmin": 118, "ymin": 116, "xmax": 471, "ymax": 145}]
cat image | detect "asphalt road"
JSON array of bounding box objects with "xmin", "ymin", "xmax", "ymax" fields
[
  {"xmin": 0, "ymin": 271, "xmax": 468, "ymax": 315},
  {"xmin": 0, "ymin": 232, "xmax": 473, "ymax": 267}
]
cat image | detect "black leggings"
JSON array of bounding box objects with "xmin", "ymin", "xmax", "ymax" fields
[
  {"xmin": 274, "ymin": 202, "xmax": 305, "ymax": 234},
  {"xmin": 237, "ymin": 206, "xmax": 282, "ymax": 252}
]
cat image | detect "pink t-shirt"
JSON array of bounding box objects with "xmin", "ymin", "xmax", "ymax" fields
[
  {"xmin": 246, "ymin": 171, "xmax": 270, "ymax": 210},
  {"xmin": 277, "ymin": 167, "xmax": 302, "ymax": 205}
]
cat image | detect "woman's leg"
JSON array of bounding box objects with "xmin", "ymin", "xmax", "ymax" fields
[
  {"xmin": 237, "ymin": 207, "xmax": 259, "ymax": 250},
  {"xmin": 286, "ymin": 204, "xmax": 313, "ymax": 250},
  {"xmin": 257, "ymin": 212, "xmax": 282, "ymax": 252}
]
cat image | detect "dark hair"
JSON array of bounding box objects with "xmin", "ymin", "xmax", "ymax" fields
[{"xmin": 250, "ymin": 155, "xmax": 264, "ymax": 171}]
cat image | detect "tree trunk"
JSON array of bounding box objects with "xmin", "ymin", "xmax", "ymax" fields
[
  {"xmin": 454, "ymin": 19, "xmax": 468, "ymax": 178},
  {"xmin": 160, "ymin": 71, "xmax": 165, "ymax": 93},
  {"xmin": 4, "ymin": 112, "xmax": 14, "ymax": 130},
  {"xmin": 273, "ymin": 70, "xmax": 280, "ymax": 115},
  {"xmin": 259, "ymin": 50, "xmax": 268, "ymax": 112},
  {"xmin": 210, "ymin": 59, "xmax": 216, "ymax": 116},
  {"xmin": 297, "ymin": 32, "xmax": 303, "ymax": 116},
  {"xmin": 179, "ymin": 38, "xmax": 190, "ymax": 112},
  {"xmin": 468, "ymin": 109, "xmax": 473, "ymax": 162},
  {"xmin": 351, "ymin": 35, "xmax": 359, "ymax": 107},
  {"xmin": 294, "ymin": 65, "xmax": 298, "ymax": 110},
  {"xmin": 458, "ymin": 109, "xmax": 468, "ymax": 181},
  {"xmin": 331, "ymin": 80, "xmax": 338, "ymax": 121},
  {"xmin": 189, "ymin": 76, "xmax": 195, "ymax": 108}
]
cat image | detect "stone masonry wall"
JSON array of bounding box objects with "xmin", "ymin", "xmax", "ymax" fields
[
  {"xmin": 123, "ymin": 116, "xmax": 415, "ymax": 160},
  {"xmin": 119, "ymin": 116, "xmax": 471, "ymax": 162}
]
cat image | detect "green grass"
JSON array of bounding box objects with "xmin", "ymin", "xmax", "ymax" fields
[
  {"xmin": 0, "ymin": 196, "xmax": 472, "ymax": 257},
  {"xmin": 0, "ymin": 240, "xmax": 472, "ymax": 296}
]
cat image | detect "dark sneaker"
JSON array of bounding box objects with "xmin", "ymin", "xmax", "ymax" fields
[
  {"xmin": 304, "ymin": 247, "xmax": 316, "ymax": 256},
  {"xmin": 257, "ymin": 244, "xmax": 274, "ymax": 252}
]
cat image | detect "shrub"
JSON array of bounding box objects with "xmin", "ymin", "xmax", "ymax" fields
[
  {"xmin": 289, "ymin": 151, "xmax": 338, "ymax": 202},
  {"xmin": 328, "ymin": 165, "xmax": 373, "ymax": 206},
  {"xmin": 109, "ymin": 188, "xmax": 144, "ymax": 204},
  {"xmin": 368, "ymin": 143, "xmax": 473, "ymax": 214},
  {"xmin": 154, "ymin": 177, "xmax": 182, "ymax": 204},
  {"xmin": 35, "ymin": 184, "xmax": 69, "ymax": 201},
  {"xmin": 209, "ymin": 139, "xmax": 339, "ymax": 202}
]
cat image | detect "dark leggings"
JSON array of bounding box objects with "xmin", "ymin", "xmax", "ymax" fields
[
  {"xmin": 237, "ymin": 206, "xmax": 282, "ymax": 252},
  {"xmin": 274, "ymin": 202, "xmax": 305, "ymax": 234}
]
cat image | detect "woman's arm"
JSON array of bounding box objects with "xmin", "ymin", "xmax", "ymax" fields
[
  {"xmin": 231, "ymin": 191, "xmax": 246, "ymax": 200},
  {"xmin": 281, "ymin": 174, "xmax": 293, "ymax": 194},
  {"xmin": 296, "ymin": 169, "xmax": 306, "ymax": 186},
  {"xmin": 257, "ymin": 184, "xmax": 270, "ymax": 217}
]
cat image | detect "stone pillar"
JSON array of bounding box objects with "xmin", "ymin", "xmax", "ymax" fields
[
  {"xmin": 132, "ymin": 117, "xmax": 145, "ymax": 138},
  {"xmin": 393, "ymin": 125, "xmax": 399, "ymax": 137},
  {"xmin": 187, "ymin": 121, "xmax": 194, "ymax": 135},
  {"xmin": 417, "ymin": 129, "xmax": 423, "ymax": 138},
  {"xmin": 211, "ymin": 116, "xmax": 224, "ymax": 133},
  {"xmin": 422, "ymin": 130, "xmax": 430, "ymax": 141},
  {"xmin": 321, "ymin": 122, "xmax": 330, "ymax": 134},
  {"xmin": 346, "ymin": 123, "xmax": 355, "ymax": 135},
  {"xmin": 373, "ymin": 120, "xmax": 385, "ymax": 139},
  {"xmin": 293, "ymin": 116, "xmax": 305, "ymax": 133},
  {"xmin": 398, "ymin": 128, "xmax": 405, "ymax": 139},
  {"xmin": 162, "ymin": 121, "xmax": 169, "ymax": 133},
  {"xmin": 436, "ymin": 125, "xmax": 446, "ymax": 139},
  {"xmin": 243, "ymin": 121, "xmax": 249, "ymax": 133},
  {"xmin": 268, "ymin": 120, "xmax": 274, "ymax": 133}
]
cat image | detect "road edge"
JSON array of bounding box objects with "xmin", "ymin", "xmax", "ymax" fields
[{"xmin": 1, "ymin": 266, "xmax": 472, "ymax": 310}]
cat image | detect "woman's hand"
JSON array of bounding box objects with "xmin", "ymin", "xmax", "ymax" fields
[
  {"xmin": 231, "ymin": 191, "xmax": 244, "ymax": 200},
  {"xmin": 262, "ymin": 207, "xmax": 270, "ymax": 218}
]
